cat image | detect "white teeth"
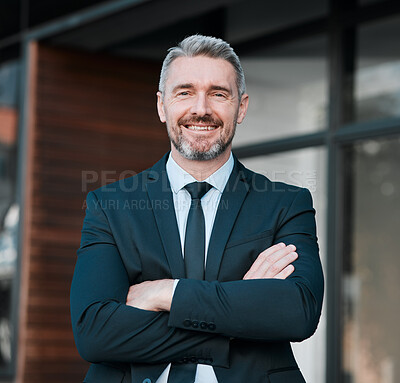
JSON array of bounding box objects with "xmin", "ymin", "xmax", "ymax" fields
[{"xmin": 186, "ymin": 125, "xmax": 216, "ymax": 131}]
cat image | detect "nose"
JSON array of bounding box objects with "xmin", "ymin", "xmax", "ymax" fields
[{"xmin": 190, "ymin": 93, "xmax": 212, "ymax": 116}]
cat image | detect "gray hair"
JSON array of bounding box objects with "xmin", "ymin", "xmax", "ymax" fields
[{"xmin": 159, "ymin": 34, "xmax": 246, "ymax": 99}]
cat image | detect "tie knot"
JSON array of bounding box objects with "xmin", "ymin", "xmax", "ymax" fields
[{"xmin": 184, "ymin": 182, "xmax": 212, "ymax": 200}]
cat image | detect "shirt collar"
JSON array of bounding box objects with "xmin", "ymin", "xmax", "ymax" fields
[{"xmin": 166, "ymin": 152, "xmax": 234, "ymax": 194}]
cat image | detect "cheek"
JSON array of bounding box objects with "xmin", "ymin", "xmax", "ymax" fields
[
  {"xmin": 216, "ymin": 105, "xmax": 238, "ymax": 122},
  {"xmin": 167, "ymin": 106, "xmax": 187, "ymax": 124},
  {"xmin": 221, "ymin": 113, "xmax": 236, "ymax": 129}
]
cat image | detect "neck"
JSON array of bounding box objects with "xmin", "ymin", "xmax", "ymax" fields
[{"xmin": 171, "ymin": 147, "xmax": 231, "ymax": 181}]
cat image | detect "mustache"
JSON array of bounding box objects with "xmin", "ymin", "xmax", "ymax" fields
[{"xmin": 178, "ymin": 116, "xmax": 223, "ymax": 126}]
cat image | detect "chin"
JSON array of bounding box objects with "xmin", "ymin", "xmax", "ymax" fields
[{"xmin": 178, "ymin": 141, "xmax": 227, "ymax": 161}]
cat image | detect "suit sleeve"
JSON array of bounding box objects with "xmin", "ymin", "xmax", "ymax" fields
[
  {"xmin": 168, "ymin": 187, "xmax": 324, "ymax": 342},
  {"xmin": 70, "ymin": 191, "xmax": 230, "ymax": 366}
]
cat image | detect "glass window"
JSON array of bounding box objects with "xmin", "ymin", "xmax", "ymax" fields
[
  {"xmin": 343, "ymin": 136, "xmax": 400, "ymax": 382},
  {"xmin": 0, "ymin": 62, "xmax": 19, "ymax": 107},
  {"xmin": 355, "ymin": 16, "xmax": 400, "ymax": 122},
  {"xmin": 241, "ymin": 147, "xmax": 327, "ymax": 383},
  {"xmin": 234, "ymin": 36, "xmax": 328, "ymax": 146},
  {"xmin": 0, "ymin": 60, "xmax": 19, "ymax": 374}
]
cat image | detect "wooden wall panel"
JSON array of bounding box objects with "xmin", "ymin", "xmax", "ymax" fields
[
  {"xmin": 0, "ymin": 106, "xmax": 18, "ymax": 145},
  {"xmin": 19, "ymin": 43, "xmax": 169, "ymax": 382}
]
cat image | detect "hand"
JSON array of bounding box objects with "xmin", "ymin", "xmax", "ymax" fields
[
  {"xmin": 126, "ymin": 279, "xmax": 175, "ymax": 312},
  {"xmin": 243, "ymin": 242, "xmax": 298, "ymax": 280}
]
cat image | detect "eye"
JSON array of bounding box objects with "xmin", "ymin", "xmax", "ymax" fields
[
  {"xmin": 213, "ymin": 92, "xmax": 227, "ymax": 98},
  {"xmin": 177, "ymin": 91, "xmax": 190, "ymax": 96}
]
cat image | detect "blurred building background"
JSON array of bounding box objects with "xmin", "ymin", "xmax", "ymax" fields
[{"xmin": 0, "ymin": 0, "xmax": 399, "ymax": 382}]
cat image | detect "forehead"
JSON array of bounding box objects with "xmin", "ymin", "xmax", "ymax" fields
[{"xmin": 166, "ymin": 56, "xmax": 237, "ymax": 92}]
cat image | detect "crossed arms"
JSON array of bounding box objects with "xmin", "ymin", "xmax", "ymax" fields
[
  {"xmin": 70, "ymin": 187, "xmax": 324, "ymax": 366},
  {"xmin": 126, "ymin": 242, "xmax": 299, "ymax": 311}
]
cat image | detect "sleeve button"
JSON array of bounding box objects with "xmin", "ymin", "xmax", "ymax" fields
[
  {"xmin": 207, "ymin": 322, "xmax": 216, "ymax": 331},
  {"xmin": 200, "ymin": 321, "xmax": 208, "ymax": 329},
  {"xmin": 191, "ymin": 320, "xmax": 199, "ymax": 328},
  {"xmin": 183, "ymin": 319, "xmax": 192, "ymax": 327}
]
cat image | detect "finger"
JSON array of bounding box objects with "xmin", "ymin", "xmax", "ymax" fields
[
  {"xmin": 260, "ymin": 251, "xmax": 297, "ymax": 278},
  {"xmin": 246, "ymin": 251, "xmax": 297, "ymax": 280},
  {"xmin": 262, "ymin": 251, "xmax": 298, "ymax": 278},
  {"xmin": 245, "ymin": 243, "xmax": 286, "ymax": 276},
  {"xmin": 245, "ymin": 244, "xmax": 296, "ymax": 279},
  {"xmin": 273, "ymin": 264, "xmax": 295, "ymax": 280},
  {"xmin": 266, "ymin": 244, "xmax": 296, "ymax": 266}
]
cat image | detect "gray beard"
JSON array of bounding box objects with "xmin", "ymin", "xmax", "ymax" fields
[{"xmin": 168, "ymin": 127, "xmax": 235, "ymax": 161}]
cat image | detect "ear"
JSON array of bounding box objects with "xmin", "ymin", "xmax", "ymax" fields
[
  {"xmin": 157, "ymin": 91, "xmax": 166, "ymax": 123},
  {"xmin": 236, "ymin": 93, "xmax": 249, "ymax": 124}
]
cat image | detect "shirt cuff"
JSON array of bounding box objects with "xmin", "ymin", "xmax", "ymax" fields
[{"xmin": 172, "ymin": 279, "xmax": 179, "ymax": 295}]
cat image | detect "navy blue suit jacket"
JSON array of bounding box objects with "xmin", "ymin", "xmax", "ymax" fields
[{"xmin": 70, "ymin": 153, "xmax": 324, "ymax": 383}]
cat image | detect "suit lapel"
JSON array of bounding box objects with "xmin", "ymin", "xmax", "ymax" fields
[
  {"xmin": 205, "ymin": 158, "xmax": 250, "ymax": 281},
  {"xmin": 145, "ymin": 154, "xmax": 186, "ymax": 279}
]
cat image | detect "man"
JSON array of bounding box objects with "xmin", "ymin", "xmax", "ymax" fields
[{"xmin": 70, "ymin": 35, "xmax": 324, "ymax": 383}]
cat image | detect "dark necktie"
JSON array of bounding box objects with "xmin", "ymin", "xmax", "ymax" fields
[
  {"xmin": 183, "ymin": 181, "xmax": 212, "ymax": 280},
  {"xmin": 167, "ymin": 181, "xmax": 212, "ymax": 383}
]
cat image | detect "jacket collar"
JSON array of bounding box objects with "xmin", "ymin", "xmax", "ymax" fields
[{"xmin": 145, "ymin": 152, "xmax": 251, "ymax": 280}]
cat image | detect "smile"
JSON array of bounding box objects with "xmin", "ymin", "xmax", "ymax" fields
[{"xmin": 184, "ymin": 125, "xmax": 218, "ymax": 131}]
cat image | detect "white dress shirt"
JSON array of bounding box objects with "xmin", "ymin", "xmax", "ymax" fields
[{"xmin": 155, "ymin": 152, "xmax": 234, "ymax": 383}]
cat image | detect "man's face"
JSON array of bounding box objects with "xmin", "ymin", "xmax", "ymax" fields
[{"xmin": 157, "ymin": 56, "xmax": 248, "ymax": 161}]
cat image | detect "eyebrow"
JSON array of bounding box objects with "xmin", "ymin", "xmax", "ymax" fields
[
  {"xmin": 172, "ymin": 83, "xmax": 233, "ymax": 95},
  {"xmin": 172, "ymin": 83, "xmax": 195, "ymax": 93},
  {"xmin": 209, "ymin": 85, "xmax": 232, "ymax": 95}
]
